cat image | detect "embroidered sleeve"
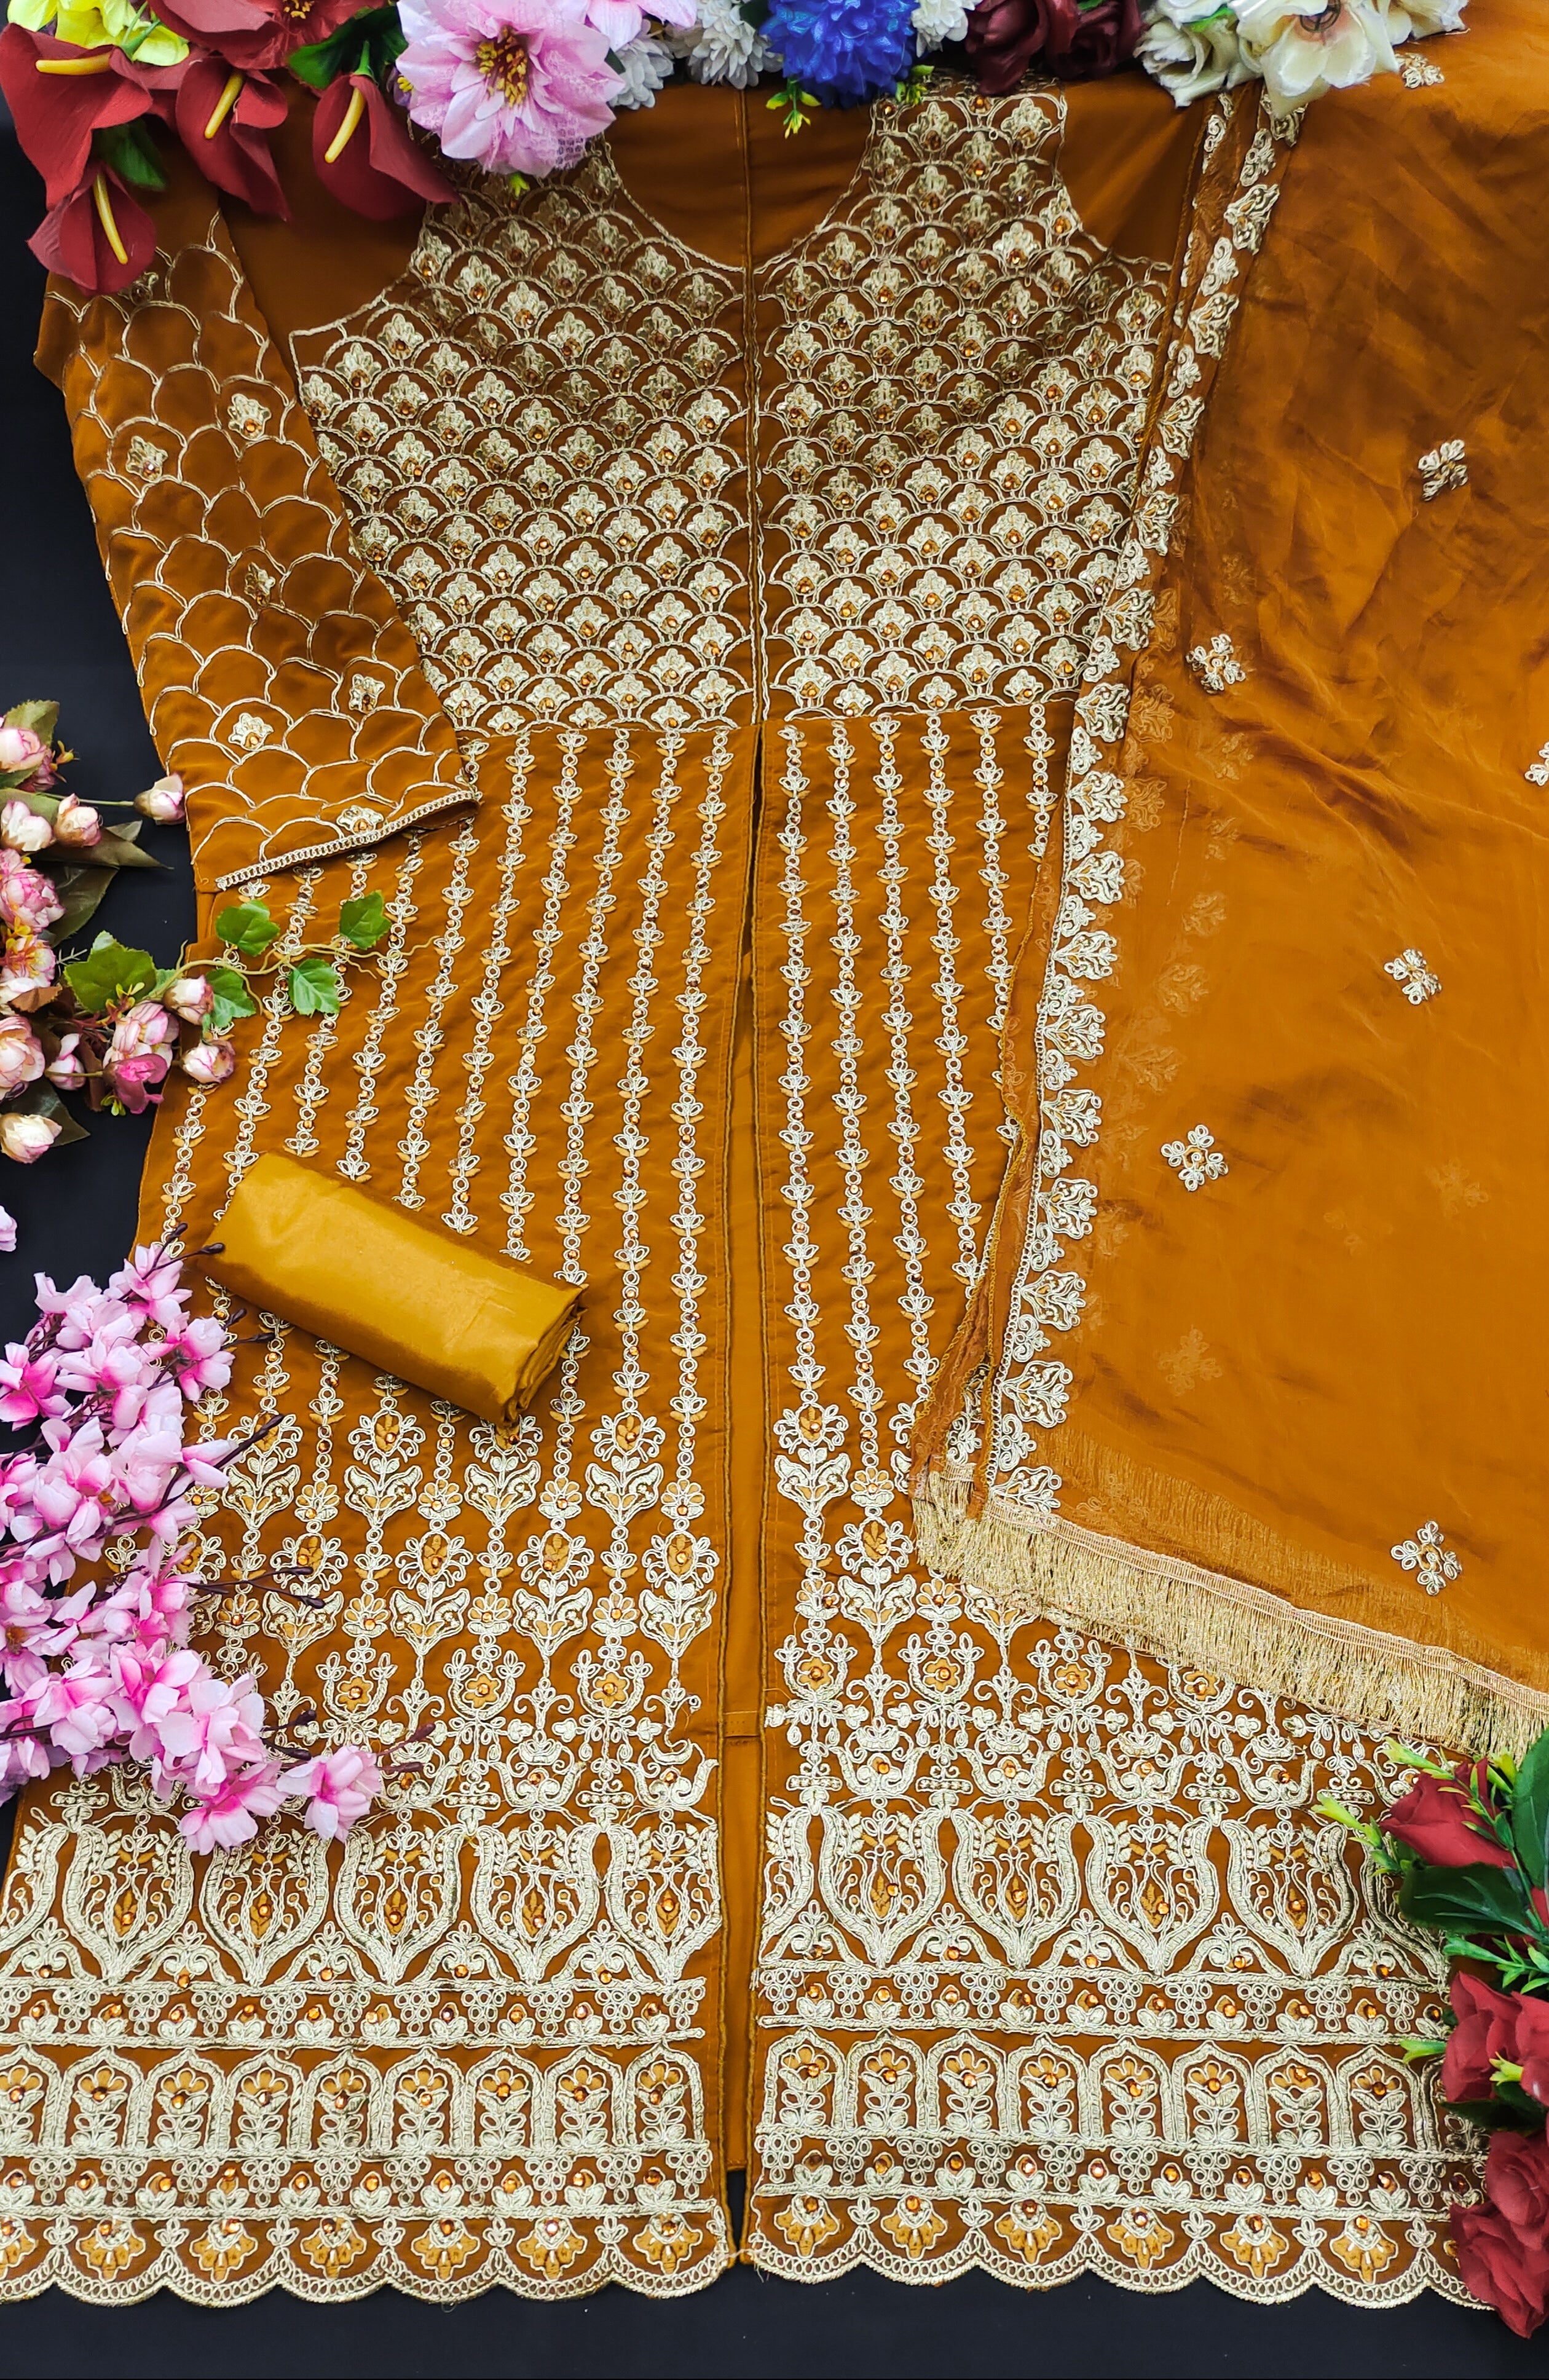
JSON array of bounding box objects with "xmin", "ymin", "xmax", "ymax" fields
[{"xmin": 35, "ymin": 196, "xmax": 474, "ymax": 890}]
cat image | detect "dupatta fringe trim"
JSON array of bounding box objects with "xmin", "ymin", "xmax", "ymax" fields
[{"xmin": 913, "ymin": 1476, "xmax": 1549, "ymax": 1757}]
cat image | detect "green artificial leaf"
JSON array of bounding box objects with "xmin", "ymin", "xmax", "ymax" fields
[
  {"xmin": 96, "ymin": 120, "xmax": 167, "ymax": 191},
  {"xmin": 1400, "ymin": 1859, "xmax": 1539, "ymax": 1940},
  {"xmin": 48, "ymin": 865, "xmax": 116, "ymax": 946},
  {"xmin": 3, "ymin": 701, "xmax": 58, "ymax": 743},
  {"xmin": 337, "ymin": 891, "xmax": 389, "ymax": 950},
  {"xmin": 1511, "ymin": 1727, "xmax": 1549, "ymax": 1889},
  {"xmin": 288, "ymin": 955, "xmax": 341, "ymax": 1018},
  {"xmin": 289, "ymin": 2, "xmax": 404, "ymax": 85},
  {"xmin": 63, "ymin": 932, "xmax": 156, "ymax": 1014},
  {"xmin": 202, "ymin": 964, "xmax": 258, "ymax": 1037},
  {"xmin": 216, "ymin": 900, "xmax": 280, "ymax": 958}
]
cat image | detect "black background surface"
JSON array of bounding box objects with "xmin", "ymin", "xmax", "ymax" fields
[{"xmin": 0, "ymin": 123, "xmax": 1544, "ymax": 2380}]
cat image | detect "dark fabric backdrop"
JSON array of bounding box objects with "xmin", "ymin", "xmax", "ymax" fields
[{"xmin": 0, "ymin": 122, "xmax": 1542, "ymax": 2380}]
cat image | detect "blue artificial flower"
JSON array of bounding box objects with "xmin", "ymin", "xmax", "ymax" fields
[{"xmin": 763, "ymin": 0, "xmax": 918, "ymax": 104}]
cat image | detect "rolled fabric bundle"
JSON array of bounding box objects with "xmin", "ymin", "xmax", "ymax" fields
[{"xmin": 207, "ymin": 1152, "xmax": 580, "ymax": 1425}]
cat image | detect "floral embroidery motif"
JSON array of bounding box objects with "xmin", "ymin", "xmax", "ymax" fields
[
  {"xmin": 1390, "ymin": 1519, "xmax": 1463, "ymax": 1594},
  {"xmin": 226, "ymin": 393, "xmax": 270, "ymax": 444},
  {"xmin": 344, "ymin": 674, "xmax": 385, "ymax": 715},
  {"xmin": 1188, "ymin": 633, "xmax": 1246, "ymax": 693},
  {"xmin": 1384, "ymin": 948, "xmax": 1440, "ymax": 1003},
  {"xmin": 1524, "ymin": 743, "xmax": 1549, "ymax": 787},
  {"xmin": 124, "ymin": 435, "xmax": 167, "ymax": 480},
  {"xmin": 1400, "ymin": 51, "xmax": 1445, "ymax": 87},
  {"xmin": 1162, "ymin": 1124, "xmax": 1229, "ymax": 1191},
  {"xmin": 1417, "ymin": 439, "xmax": 1467, "ymax": 501},
  {"xmin": 228, "ymin": 712, "xmax": 274, "ymax": 754}
]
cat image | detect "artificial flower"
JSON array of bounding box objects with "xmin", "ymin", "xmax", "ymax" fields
[
  {"xmin": 966, "ymin": 0, "xmax": 1141, "ymax": 89},
  {"xmin": 0, "ymin": 1112, "xmax": 61, "ymax": 1163},
  {"xmin": 665, "ymin": 0, "xmax": 772, "ymax": 85},
  {"xmin": 0, "ymin": 1207, "xmax": 15, "ymax": 1255},
  {"xmin": 576, "ymin": 0, "xmax": 693, "ymax": 52},
  {"xmin": 163, "ymin": 974, "xmax": 213, "ymax": 1025},
  {"xmin": 0, "ymin": 725, "xmax": 54, "ymax": 787},
  {"xmin": 135, "ymin": 773, "xmax": 185, "ymax": 822},
  {"xmin": 1138, "ymin": 0, "xmax": 1252, "ymax": 101},
  {"xmin": 149, "ymin": 0, "xmax": 360, "ymax": 73},
  {"xmin": 285, "ymin": 1742, "xmax": 383, "ymax": 1839},
  {"xmin": 103, "ymin": 997, "xmax": 175, "ymax": 1113},
  {"xmin": 5, "ymin": 0, "xmax": 189, "ymax": 66},
  {"xmin": 170, "ymin": 52, "xmax": 290, "ymax": 215},
  {"xmin": 0, "ymin": 23, "xmax": 168, "ymax": 208},
  {"xmin": 763, "ymin": 0, "xmax": 916, "ymax": 104},
  {"xmin": 0, "ymin": 934, "xmax": 58, "ymax": 1004},
  {"xmin": 0, "ymin": 802, "xmax": 51, "ymax": 856},
  {"xmin": 1378, "ymin": 0, "xmax": 1464, "ymax": 33},
  {"xmin": 178, "ymin": 1757, "xmax": 290, "ymax": 1851},
  {"xmin": 51, "ymin": 792, "xmax": 100, "ymax": 846},
  {"xmin": 0, "ymin": 851, "xmax": 63, "ymax": 936},
  {"xmin": 1441, "ymin": 1972, "xmax": 1527, "ymax": 2104},
  {"xmin": 610, "ymin": 26, "xmax": 674, "ymax": 106},
  {"xmin": 45, "ymin": 1034, "xmax": 83, "ymax": 1091},
  {"xmin": 0, "ymin": 1016, "xmax": 46, "ymax": 1100},
  {"xmin": 1382, "ymin": 1762, "xmax": 1514, "ymax": 1869},
  {"xmin": 179, "ymin": 1035, "xmax": 237, "ymax": 1085},
  {"xmin": 1451, "ymin": 2130, "xmax": 1549, "ymax": 2339},
  {"xmin": 312, "ymin": 70, "xmax": 456, "ymax": 218},
  {"xmin": 397, "ymin": 0, "xmax": 623, "ymax": 179},
  {"xmin": 912, "ymin": 0, "xmax": 969, "ymax": 50},
  {"xmin": 1231, "ymin": 0, "xmax": 1397, "ymax": 112},
  {"xmin": 30, "ymin": 161, "xmax": 159, "ymax": 297}
]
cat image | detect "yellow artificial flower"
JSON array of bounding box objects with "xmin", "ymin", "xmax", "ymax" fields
[{"xmin": 6, "ymin": 0, "xmax": 189, "ymax": 64}]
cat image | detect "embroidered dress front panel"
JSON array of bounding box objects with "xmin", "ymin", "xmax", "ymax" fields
[
  {"xmin": 0, "ymin": 727, "xmax": 754, "ymax": 2304},
  {"xmin": 741, "ymin": 719, "xmax": 1472, "ymax": 2303}
]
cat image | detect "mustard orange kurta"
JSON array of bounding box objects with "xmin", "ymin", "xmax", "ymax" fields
[{"xmin": 0, "ymin": 47, "xmax": 1528, "ymax": 2309}]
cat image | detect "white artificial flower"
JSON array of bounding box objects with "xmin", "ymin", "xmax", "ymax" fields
[
  {"xmin": 912, "ymin": 0, "xmax": 969, "ymax": 52},
  {"xmin": 1232, "ymin": 0, "xmax": 1397, "ymax": 112},
  {"xmin": 1138, "ymin": 0, "xmax": 1252, "ymax": 103},
  {"xmin": 612, "ymin": 26, "xmax": 675, "ymax": 104},
  {"xmin": 1381, "ymin": 0, "xmax": 1464, "ymax": 37},
  {"xmin": 666, "ymin": 0, "xmax": 773, "ymax": 86}
]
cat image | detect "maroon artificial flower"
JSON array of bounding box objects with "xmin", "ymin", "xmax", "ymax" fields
[
  {"xmin": 151, "ymin": 0, "xmax": 361, "ymax": 73},
  {"xmin": 965, "ymin": 0, "xmax": 1141, "ymax": 93},
  {"xmin": 1443, "ymin": 1973, "xmax": 1527, "ymax": 2105},
  {"xmin": 29, "ymin": 162, "xmax": 157, "ymax": 296},
  {"xmin": 170, "ymin": 53, "xmax": 289, "ymax": 214},
  {"xmin": 312, "ymin": 74, "xmax": 453, "ymax": 220},
  {"xmin": 1382, "ymin": 1763, "xmax": 1515, "ymax": 1870},
  {"xmin": 0, "ymin": 23, "xmax": 172, "ymax": 208},
  {"xmin": 1452, "ymin": 2130, "xmax": 1549, "ymax": 2338}
]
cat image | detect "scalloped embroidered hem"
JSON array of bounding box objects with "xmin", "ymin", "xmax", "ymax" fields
[{"xmin": 912, "ymin": 1476, "xmax": 1549, "ymax": 1758}]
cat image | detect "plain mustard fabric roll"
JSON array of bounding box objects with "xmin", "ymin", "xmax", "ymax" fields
[{"xmin": 208, "ymin": 1153, "xmax": 580, "ymax": 1425}]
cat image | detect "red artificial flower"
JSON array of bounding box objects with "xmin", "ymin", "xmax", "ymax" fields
[
  {"xmin": 1452, "ymin": 2130, "xmax": 1549, "ymax": 2338},
  {"xmin": 0, "ymin": 23, "xmax": 171, "ymax": 208},
  {"xmin": 1516, "ymin": 1996, "xmax": 1549, "ymax": 2110},
  {"xmin": 1382, "ymin": 1763, "xmax": 1515, "ymax": 1870},
  {"xmin": 965, "ymin": 0, "xmax": 1141, "ymax": 93},
  {"xmin": 151, "ymin": 0, "xmax": 361, "ymax": 74},
  {"xmin": 312, "ymin": 74, "xmax": 453, "ymax": 220},
  {"xmin": 1443, "ymin": 1972, "xmax": 1527, "ymax": 2105},
  {"xmin": 29, "ymin": 163, "xmax": 157, "ymax": 296},
  {"xmin": 169, "ymin": 53, "xmax": 289, "ymax": 214}
]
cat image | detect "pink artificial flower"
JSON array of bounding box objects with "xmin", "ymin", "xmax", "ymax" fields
[
  {"xmin": 45, "ymin": 1034, "xmax": 83, "ymax": 1092},
  {"xmin": 0, "ymin": 1725, "xmax": 55, "ymax": 1793},
  {"xmin": 179, "ymin": 1759, "xmax": 290, "ymax": 1854},
  {"xmin": 135, "ymin": 776, "xmax": 185, "ymax": 824},
  {"xmin": 164, "ymin": 975, "xmax": 213, "ymax": 1026},
  {"xmin": 108, "ymin": 1244, "xmax": 188, "ymax": 1331},
  {"xmin": 0, "ymin": 802, "xmax": 51, "ymax": 856},
  {"xmin": 34, "ymin": 1269, "xmax": 119, "ymax": 1346},
  {"xmin": 0, "ymin": 727, "xmax": 52, "ymax": 786},
  {"xmin": 91, "ymin": 1558, "xmax": 197, "ymax": 1657},
  {"xmin": 28, "ymin": 1420, "xmax": 118, "ymax": 1558},
  {"xmin": 0, "ymin": 1017, "xmax": 44, "ymax": 1101},
  {"xmin": 0, "ymin": 934, "xmax": 58, "ymax": 1005},
  {"xmin": 111, "ymin": 1641, "xmax": 203, "ymax": 1762},
  {"xmin": 286, "ymin": 1743, "xmax": 382, "ymax": 1840},
  {"xmin": 164, "ymin": 1315, "xmax": 233, "ymax": 1401},
  {"xmin": 577, "ymin": 0, "xmax": 694, "ymax": 49},
  {"xmin": 397, "ymin": 0, "xmax": 621, "ymax": 181},
  {"xmin": 0, "ymin": 1206, "xmax": 14, "ymax": 1256},
  {"xmin": 0, "ymin": 849, "xmax": 62, "ymax": 936},
  {"xmin": 0, "ymin": 1348, "xmax": 66, "ymax": 1424},
  {"xmin": 52, "ymin": 794, "xmax": 101, "ymax": 848},
  {"xmin": 34, "ymin": 1660, "xmax": 119, "ymax": 1767},
  {"xmin": 0, "ymin": 1113, "xmax": 60, "ymax": 1165},
  {"xmin": 103, "ymin": 999, "xmax": 176, "ymax": 1116},
  {"xmin": 180, "ymin": 1038, "xmax": 237, "ymax": 1087},
  {"xmin": 152, "ymin": 1668, "xmax": 268, "ymax": 1798}
]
